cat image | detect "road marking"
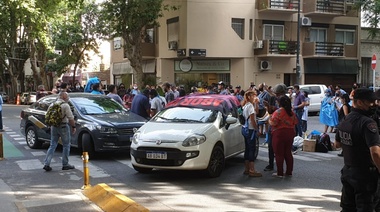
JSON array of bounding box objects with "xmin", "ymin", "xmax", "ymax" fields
[
  {"xmin": 3, "ymin": 137, "xmax": 24, "ymax": 158},
  {"xmin": 259, "ymin": 148, "xmax": 336, "ymax": 162},
  {"xmin": 15, "ymin": 159, "xmax": 43, "ymax": 170},
  {"xmin": 5, "ymin": 132, "xmax": 16, "ymax": 134},
  {"xmin": 31, "ymin": 152, "xmax": 46, "ymax": 156},
  {"xmin": 14, "ymin": 137, "xmax": 25, "ymax": 141},
  {"xmin": 69, "ymin": 157, "xmax": 110, "ymax": 178},
  {"xmin": 9, "ymin": 134, "xmax": 20, "ymax": 137}
]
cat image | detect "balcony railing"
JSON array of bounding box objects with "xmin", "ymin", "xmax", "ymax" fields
[
  {"xmin": 303, "ymin": 0, "xmax": 345, "ymax": 16},
  {"xmin": 255, "ymin": 40, "xmax": 297, "ymax": 56},
  {"xmin": 258, "ymin": 0, "xmax": 299, "ymax": 11},
  {"xmin": 316, "ymin": 0, "xmax": 344, "ymax": 13},
  {"xmin": 303, "ymin": 42, "xmax": 344, "ymax": 57}
]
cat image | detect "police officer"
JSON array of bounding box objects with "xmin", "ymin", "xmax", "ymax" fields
[{"xmin": 335, "ymin": 88, "xmax": 380, "ymax": 211}]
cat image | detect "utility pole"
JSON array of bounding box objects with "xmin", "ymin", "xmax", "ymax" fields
[{"xmin": 296, "ymin": 0, "xmax": 301, "ymax": 84}]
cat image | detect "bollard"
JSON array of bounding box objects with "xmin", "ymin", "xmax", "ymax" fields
[
  {"xmin": 81, "ymin": 152, "xmax": 90, "ymax": 189},
  {"xmin": 0, "ymin": 133, "xmax": 3, "ymax": 160}
]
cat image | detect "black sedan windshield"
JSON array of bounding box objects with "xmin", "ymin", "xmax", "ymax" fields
[
  {"xmin": 151, "ymin": 107, "xmax": 218, "ymax": 123},
  {"xmin": 71, "ymin": 96, "xmax": 125, "ymax": 115}
]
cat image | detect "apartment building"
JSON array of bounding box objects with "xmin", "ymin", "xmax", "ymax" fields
[{"xmin": 110, "ymin": 0, "xmax": 360, "ymax": 90}]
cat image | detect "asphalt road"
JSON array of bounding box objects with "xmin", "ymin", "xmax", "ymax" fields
[{"xmin": 1, "ymin": 104, "xmax": 343, "ymax": 211}]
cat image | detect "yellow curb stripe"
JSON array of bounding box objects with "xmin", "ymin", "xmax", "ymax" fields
[{"xmin": 83, "ymin": 183, "xmax": 149, "ymax": 212}]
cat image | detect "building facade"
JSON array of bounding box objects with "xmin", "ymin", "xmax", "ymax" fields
[{"xmin": 110, "ymin": 0, "xmax": 361, "ymax": 90}]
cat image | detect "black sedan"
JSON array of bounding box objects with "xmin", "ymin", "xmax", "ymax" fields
[{"xmin": 20, "ymin": 93, "xmax": 147, "ymax": 158}]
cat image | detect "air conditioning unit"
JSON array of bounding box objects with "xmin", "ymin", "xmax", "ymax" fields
[
  {"xmin": 168, "ymin": 41, "xmax": 178, "ymax": 50},
  {"xmin": 253, "ymin": 40, "xmax": 263, "ymax": 49},
  {"xmin": 259, "ymin": 61, "xmax": 272, "ymax": 71},
  {"xmin": 301, "ymin": 17, "xmax": 312, "ymax": 26}
]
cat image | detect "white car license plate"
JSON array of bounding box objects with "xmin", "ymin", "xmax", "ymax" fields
[{"xmin": 146, "ymin": 152, "xmax": 167, "ymax": 160}]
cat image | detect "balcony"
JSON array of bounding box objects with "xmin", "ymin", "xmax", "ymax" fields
[
  {"xmin": 302, "ymin": 42, "xmax": 345, "ymax": 58},
  {"xmin": 303, "ymin": 0, "xmax": 345, "ymax": 17},
  {"xmin": 257, "ymin": 0, "xmax": 299, "ymax": 14},
  {"xmin": 255, "ymin": 40, "xmax": 297, "ymax": 57}
]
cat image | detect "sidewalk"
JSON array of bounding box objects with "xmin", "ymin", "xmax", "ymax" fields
[{"xmin": 0, "ymin": 134, "xmax": 102, "ymax": 212}]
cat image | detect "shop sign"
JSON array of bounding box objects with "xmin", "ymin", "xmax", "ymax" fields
[{"xmin": 175, "ymin": 59, "xmax": 230, "ymax": 72}]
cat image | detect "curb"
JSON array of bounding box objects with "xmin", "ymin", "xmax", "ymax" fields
[{"xmin": 82, "ymin": 183, "xmax": 149, "ymax": 212}]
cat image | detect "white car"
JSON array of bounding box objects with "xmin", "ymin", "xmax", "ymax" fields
[
  {"xmin": 299, "ymin": 84, "xmax": 327, "ymax": 114},
  {"xmin": 130, "ymin": 94, "xmax": 257, "ymax": 177}
]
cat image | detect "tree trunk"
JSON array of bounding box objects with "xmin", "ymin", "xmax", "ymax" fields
[{"xmin": 125, "ymin": 32, "xmax": 144, "ymax": 87}]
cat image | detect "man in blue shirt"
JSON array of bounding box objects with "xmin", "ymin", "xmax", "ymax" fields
[
  {"xmin": 293, "ymin": 84, "xmax": 306, "ymax": 137},
  {"xmin": 130, "ymin": 89, "xmax": 150, "ymax": 119}
]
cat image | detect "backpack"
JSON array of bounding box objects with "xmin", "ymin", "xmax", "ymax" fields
[
  {"xmin": 45, "ymin": 102, "xmax": 65, "ymax": 127},
  {"xmin": 315, "ymin": 133, "xmax": 332, "ymax": 153},
  {"xmin": 237, "ymin": 106, "xmax": 245, "ymax": 125}
]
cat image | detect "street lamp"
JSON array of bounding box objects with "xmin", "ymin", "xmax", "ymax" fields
[{"xmin": 296, "ymin": 0, "xmax": 301, "ymax": 84}]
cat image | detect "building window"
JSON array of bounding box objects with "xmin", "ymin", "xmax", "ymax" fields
[
  {"xmin": 335, "ymin": 30, "xmax": 355, "ymax": 45},
  {"xmin": 113, "ymin": 37, "xmax": 121, "ymax": 50},
  {"xmin": 144, "ymin": 28, "xmax": 154, "ymax": 43},
  {"xmin": 167, "ymin": 17, "xmax": 179, "ymax": 42},
  {"xmin": 231, "ymin": 18, "xmax": 245, "ymax": 39},
  {"xmin": 263, "ymin": 24, "xmax": 284, "ymax": 40},
  {"xmin": 309, "ymin": 28, "xmax": 327, "ymax": 42},
  {"xmin": 249, "ymin": 19, "xmax": 253, "ymax": 40}
]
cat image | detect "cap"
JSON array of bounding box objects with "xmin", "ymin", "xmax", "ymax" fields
[
  {"xmin": 218, "ymin": 81, "xmax": 225, "ymax": 86},
  {"xmin": 273, "ymin": 83, "xmax": 287, "ymax": 94},
  {"xmin": 353, "ymin": 88, "xmax": 377, "ymax": 101},
  {"xmin": 235, "ymin": 85, "xmax": 241, "ymax": 89}
]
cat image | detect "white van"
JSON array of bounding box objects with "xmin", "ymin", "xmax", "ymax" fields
[{"xmin": 299, "ymin": 84, "xmax": 327, "ymax": 113}]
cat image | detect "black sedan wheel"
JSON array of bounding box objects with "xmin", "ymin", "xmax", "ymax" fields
[
  {"xmin": 205, "ymin": 145, "xmax": 225, "ymax": 178},
  {"xmin": 82, "ymin": 133, "xmax": 97, "ymax": 159},
  {"xmin": 26, "ymin": 126, "xmax": 43, "ymax": 149},
  {"xmin": 132, "ymin": 165, "xmax": 153, "ymax": 173}
]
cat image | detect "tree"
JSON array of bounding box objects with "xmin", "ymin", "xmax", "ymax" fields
[
  {"xmin": 49, "ymin": 1, "xmax": 101, "ymax": 86},
  {"xmin": 0, "ymin": 0, "xmax": 32, "ymax": 98},
  {"xmin": 99, "ymin": 0, "xmax": 176, "ymax": 86},
  {"xmin": 361, "ymin": 0, "xmax": 380, "ymax": 38}
]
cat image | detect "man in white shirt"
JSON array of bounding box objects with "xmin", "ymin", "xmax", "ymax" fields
[{"xmin": 149, "ymin": 89, "xmax": 165, "ymax": 117}]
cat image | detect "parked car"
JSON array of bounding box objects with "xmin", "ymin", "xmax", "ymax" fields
[
  {"xmin": 0, "ymin": 92, "xmax": 9, "ymax": 103},
  {"xmin": 25, "ymin": 92, "xmax": 37, "ymax": 105},
  {"xmin": 20, "ymin": 92, "xmax": 30, "ymax": 105},
  {"xmin": 20, "ymin": 93, "xmax": 147, "ymax": 158},
  {"xmin": 299, "ymin": 84, "xmax": 328, "ymax": 114},
  {"xmin": 130, "ymin": 94, "xmax": 258, "ymax": 177}
]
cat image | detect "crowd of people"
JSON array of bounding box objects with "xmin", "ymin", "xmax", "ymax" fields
[{"xmin": 37, "ymin": 77, "xmax": 380, "ymax": 210}]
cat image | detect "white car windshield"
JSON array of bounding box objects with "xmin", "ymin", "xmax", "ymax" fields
[{"xmin": 151, "ymin": 107, "xmax": 218, "ymax": 123}]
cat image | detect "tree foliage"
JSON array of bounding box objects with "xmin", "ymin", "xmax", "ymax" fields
[
  {"xmin": 360, "ymin": 0, "xmax": 380, "ymax": 38},
  {"xmin": 48, "ymin": 1, "xmax": 101, "ymax": 84},
  {"xmin": 0, "ymin": 0, "xmax": 99, "ymax": 98},
  {"xmin": 99, "ymin": 0, "xmax": 176, "ymax": 86}
]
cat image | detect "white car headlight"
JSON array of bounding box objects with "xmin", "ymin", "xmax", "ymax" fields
[
  {"xmin": 131, "ymin": 132, "xmax": 140, "ymax": 144},
  {"xmin": 182, "ymin": 134, "xmax": 206, "ymax": 147}
]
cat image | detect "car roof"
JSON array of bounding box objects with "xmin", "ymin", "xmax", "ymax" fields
[
  {"xmin": 40, "ymin": 93, "xmax": 111, "ymax": 100},
  {"xmin": 166, "ymin": 94, "xmax": 240, "ymax": 115}
]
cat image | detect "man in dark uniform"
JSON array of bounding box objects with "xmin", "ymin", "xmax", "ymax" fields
[{"xmin": 335, "ymin": 88, "xmax": 380, "ymax": 211}]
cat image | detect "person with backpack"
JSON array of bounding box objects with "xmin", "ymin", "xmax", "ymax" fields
[{"xmin": 43, "ymin": 92, "xmax": 76, "ymax": 172}]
